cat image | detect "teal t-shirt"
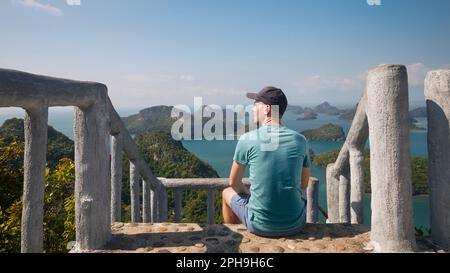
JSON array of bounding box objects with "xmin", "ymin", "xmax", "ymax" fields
[{"xmin": 233, "ymin": 125, "xmax": 311, "ymax": 233}]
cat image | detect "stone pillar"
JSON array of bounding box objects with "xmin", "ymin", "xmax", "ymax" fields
[
  {"xmin": 142, "ymin": 179, "xmax": 151, "ymax": 223},
  {"xmin": 366, "ymin": 64, "xmax": 416, "ymax": 252},
  {"xmin": 425, "ymin": 69, "xmax": 450, "ymax": 249},
  {"xmin": 74, "ymin": 91, "xmax": 111, "ymax": 250},
  {"xmin": 326, "ymin": 164, "xmax": 340, "ymax": 223},
  {"xmin": 207, "ymin": 190, "xmax": 215, "ymax": 225},
  {"xmin": 339, "ymin": 171, "xmax": 351, "ymax": 224},
  {"xmin": 21, "ymin": 105, "xmax": 48, "ymax": 253},
  {"xmin": 150, "ymin": 188, "xmax": 158, "ymax": 223},
  {"xmin": 111, "ymin": 133, "xmax": 123, "ymax": 223},
  {"xmin": 174, "ymin": 189, "xmax": 182, "ymax": 223},
  {"xmin": 349, "ymin": 147, "xmax": 365, "ymax": 224},
  {"xmin": 306, "ymin": 178, "xmax": 319, "ymax": 224},
  {"xmin": 130, "ymin": 161, "xmax": 140, "ymax": 223},
  {"xmin": 158, "ymin": 183, "xmax": 168, "ymax": 222}
]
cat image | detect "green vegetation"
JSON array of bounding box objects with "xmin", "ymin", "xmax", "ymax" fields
[
  {"xmin": 0, "ymin": 118, "xmax": 225, "ymax": 252},
  {"xmin": 133, "ymin": 131, "xmax": 222, "ymax": 224},
  {"xmin": 312, "ymin": 148, "xmax": 429, "ymax": 195},
  {"xmin": 122, "ymin": 106, "xmax": 177, "ymax": 136},
  {"xmin": 0, "ymin": 118, "xmax": 74, "ymax": 168},
  {"xmin": 301, "ymin": 123, "xmax": 346, "ymax": 142},
  {"xmin": 0, "ymin": 144, "xmax": 76, "ymax": 253},
  {"xmin": 0, "ymin": 118, "xmax": 76, "ymax": 253}
]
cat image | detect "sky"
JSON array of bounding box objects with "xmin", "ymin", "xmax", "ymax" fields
[{"xmin": 0, "ymin": 0, "xmax": 449, "ymax": 112}]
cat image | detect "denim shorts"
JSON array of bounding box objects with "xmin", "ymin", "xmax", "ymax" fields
[{"xmin": 230, "ymin": 193, "xmax": 305, "ymax": 237}]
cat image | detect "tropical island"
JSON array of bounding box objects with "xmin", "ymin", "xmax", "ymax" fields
[
  {"xmin": 288, "ymin": 103, "xmax": 429, "ymax": 132},
  {"xmin": 301, "ymin": 123, "xmax": 346, "ymax": 142},
  {"xmin": 338, "ymin": 104, "xmax": 358, "ymax": 120},
  {"xmin": 314, "ymin": 102, "xmax": 343, "ymax": 116},
  {"xmin": 123, "ymin": 105, "xmax": 249, "ymax": 138},
  {"xmin": 410, "ymin": 107, "xmax": 427, "ymax": 119},
  {"xmin": 287, "ymin": 102, "xmax": 357, "ymax": 121},
  {"xmin": 409, "ymin": 107, "xmax": 427, "ymax": 131},
  {"xmin": 297, "ymin": 107, "xmax": 318, "ymax": 120}
]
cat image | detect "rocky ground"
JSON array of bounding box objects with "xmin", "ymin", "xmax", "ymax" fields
[{"xmin": 72, "ymin": 223, "xmax": 447, "ymax": 253}]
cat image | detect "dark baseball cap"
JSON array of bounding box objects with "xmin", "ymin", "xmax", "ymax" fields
[{"xmin": 246, "ymin": 86, "xmax": 288, "ymax": 116}]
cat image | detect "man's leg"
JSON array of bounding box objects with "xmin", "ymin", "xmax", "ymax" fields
[{"xmin": 222, "ymin": 187, "xmax": 241, "ymax": 224}]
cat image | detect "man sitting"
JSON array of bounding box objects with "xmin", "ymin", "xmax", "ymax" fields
[{"xmin": 222, "ymin": 86, "xmax": 311, "ymax": 237}]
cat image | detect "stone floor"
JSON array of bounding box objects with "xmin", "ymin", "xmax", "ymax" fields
[{"xmin": 72, "ymin": 223, "xmax": 446, "ymax": 253}]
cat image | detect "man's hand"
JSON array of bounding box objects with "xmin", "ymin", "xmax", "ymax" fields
[
  {"xmin": 301, "ymin": 167, "xmax": 311, "ymax": 192},
  {"xmin": 229, "ymin": 161, "xmax": 250, "ymax": 195}
]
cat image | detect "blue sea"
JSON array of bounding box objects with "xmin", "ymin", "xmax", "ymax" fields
[{"xmin": 0, "ymin": 106, "xmax": 431, "ymax": 229}]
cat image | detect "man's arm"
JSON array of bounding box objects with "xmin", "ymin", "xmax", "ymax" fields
[
  {"xmin": 229, "ymin": 161, "xmax": 250, "ymax": 195},
  {"xmin": 301, "ymin": 167, "xmax": 311, "ymax": 192}
]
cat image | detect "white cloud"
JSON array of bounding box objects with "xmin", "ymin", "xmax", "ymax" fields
[
  {"xmin": 293, "ymin": 63, "xmax": 433, "ymax": 100},
  {"xmin": 122, "ymin": 73, "xmax": 196, "ymax": 83},
  {"xmin": 14, "ymin": 0, "xmax": 81, "ymax": 15},
  {"xmin": 122, "ymin": 74, "xmax": 174, "ymax": 83},
  {"xmin": 180, "ymin": 75, "xmax": 195, "ymax": 82},
  {"xmin": 293, "ymin": 73, "xmax": 366, "ymax": 96},
  {"xmin": 109, "ymin": 73, "xmax": 249, "ymax": 108},
  {"xmin": 14, "ymin": 0, "xmax": 63, "ymax": 16},
  {"xmin": 407, "ymin": 63, "xmax": 430, "ymax": 87},
  {"xmin": 66, "ymin": 0, "xmax": 80, "ymax": 6}
]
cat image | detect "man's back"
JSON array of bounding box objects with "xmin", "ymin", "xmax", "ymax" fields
[{"xmin": 233, "ymin": 125, "xmax": 311, "ymax": 233}]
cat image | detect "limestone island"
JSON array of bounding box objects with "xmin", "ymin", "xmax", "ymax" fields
[
  {"xmin": 301, "ymin": 123, "xmax": 346, "ymax": 142},
  {"xmin": 296, "ymin": 108, "xmax": 318, "ymax": 120}
]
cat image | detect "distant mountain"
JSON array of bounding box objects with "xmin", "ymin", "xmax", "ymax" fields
[
  {"xmin": 408, "ymin": 107, "xmax": 427, "ymax": 131},
  {"xmin": 122, "ymin": 106, "xmax": 178, "ymax": 136},
  {"xmin": 297, "ymin": 107, "xmax": 318, "ymax": 120},
  {"xmin": 314, "ymin": 102, "xmax": 342, "ymax": 116},
  {"xmin": 337, "ymin": 105, "xmax": 427, "ymax": 131},
  {"xmin": 301, "ymin": 123, "xmax": 346, "ymax": 142},
  {"xmin": 0, "ymin": 118, "xmax": 74, "ymax": 167},
  {"xmin": 410, "ymin": 107, "xmax": 427, "ymax": 119},
  {"xmin": 123, "ymin": 105, "xmax": 249, "ymax": 137},
  {"xmin": 409, "ymin": 117, "xmax": 426, "ymax": 131},
  {"xmin": 286, "ymin": 105, "xmax": 304, "ymax": 115},
  {"xmin": 339, "ymin": 104, "xmax": 358, "ymax": 121}
]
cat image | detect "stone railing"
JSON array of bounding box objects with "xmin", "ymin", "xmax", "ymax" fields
[
  {"xmin": 153, "ymin": 177, "xmax": 320, "ymax": 225},
  {"xmin": 0, "ymin": 68, "xmax": 163, "ymax": 253},
  {"xmin": 0, "ymin": 68, "xmax": 322, "ymax": 253},
  {"xmin": 326, "ymin": 65, "xmax": 450, "ymax": 252}
]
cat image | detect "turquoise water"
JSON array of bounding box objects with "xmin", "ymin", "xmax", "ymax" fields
[{"xmin": 0, "ymin": 108, "xmax": 431, "ymax": 229}]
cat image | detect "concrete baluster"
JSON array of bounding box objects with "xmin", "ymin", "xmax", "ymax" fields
[
  {"xmin": 111, "ymin": 133, "xmax": 123, "ymax": 223},
  {"xmin": 425, "ymin": 69, "xmax": 450, "ymax": 249},
  {"xmin": 366, "ymin": 64, "xmax": 416, "ymax": 252},
  {"xmin": 21, "ymin": 105, "xmax": 48, "ymax": 253},
  {"xmin": 306, "ymin": 178, "xmax": 320, "ymax": 223}
]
